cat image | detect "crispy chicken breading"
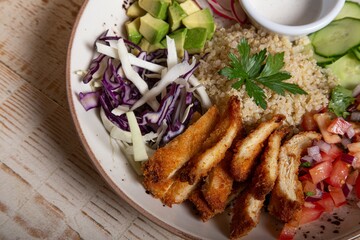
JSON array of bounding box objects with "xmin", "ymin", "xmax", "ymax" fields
[
  {"xmin": 189, "ymin": 182, "xmax": 247, "ymax": 222},
  {"xmin": 142, "ymin": 106, "xmax": 219, "ymax": 199},
  {"xmin": 252, "ymin": 127, "xmax": 289, "ymax": 200},
  {"xmin": 180, "ymin": 96, "xmax": 243, "ymax": 185},
  {"xmin": 188, "ymin": 188, "xmax": 218, "ymax": 222},
  {"xmin": 201, "ymin": 150, "xmax": 234, "ymax": 212},
  {"xmin": 163, "ymin": 97, "xmax": 242, "ymax": 206},
  {"xmin": 229, "ymin": 128, "xmax": 288, "ymax": 239},
  {"xmin": 230, "ymin": 114, "xmax": 285, "ymax": 182},
  {"xmin": 230, "ymin": 189, "xmax": 263, "ymax": 240},
  {"xmin": 268, "ymin": 131, "xmax": 321, "ymax": 222},
  {"xmin": 162, "ymin": 180, "xmax": 198, "ymax": 206}
]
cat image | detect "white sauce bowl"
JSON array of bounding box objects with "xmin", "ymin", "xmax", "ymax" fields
[{"xmin": 239, "ymin": 0, "xmax": 345, "ymax": 37}]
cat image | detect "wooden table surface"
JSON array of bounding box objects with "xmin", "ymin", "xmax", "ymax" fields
[{"xmin": 0, "ymin": 0, "xmax": 182, "ymax": 239}]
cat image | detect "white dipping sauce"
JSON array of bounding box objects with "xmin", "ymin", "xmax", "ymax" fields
[{"xmin": 250, "ymin": 0, "xmax": 323, "ymax": 26}]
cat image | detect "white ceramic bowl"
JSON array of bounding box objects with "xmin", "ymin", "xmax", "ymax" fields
[{"xmin": 239, "ymin": 0, "xmax": 345, "ymax": 37}]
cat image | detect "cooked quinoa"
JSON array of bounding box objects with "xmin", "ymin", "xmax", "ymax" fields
[{"xmin": 196, "ymin": 24, "xmax": 337, "ymax": 129}]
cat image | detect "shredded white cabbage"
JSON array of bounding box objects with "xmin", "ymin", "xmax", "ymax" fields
[
  {"xmin": 188, "ymin": 75, "xmax": 212, "ymax": 110},
  {"xmin": 117, "ymin": 39, "xmax": 159, "ymax": 110},
  {"xmin": 131, "ymin": 59, "xmax": 197, "ymax": 110},
  {"xmin": 110, "ymin": 126, "xmax": 158, "ymax": 143},
  {"xmin": 96, "ymin": 42, "xmax": 165, "ymax": 73},
  {"xmin": 166, "ymin": 36, "xmax": 178, "ymax": 69},
  {"xmin": 111, "ymin": 105, "xmax": 130, "ymax": 116},
  {"xmin": 126, "ymin": 111, "xmax": 149, "ymax": 162}
]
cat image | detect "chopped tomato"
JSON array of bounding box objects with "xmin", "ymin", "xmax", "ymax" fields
[
  {"xmin": 314, "ymin": 113, "xmax": 341, "ymax": 144},
  {"xmin": 301, "ymin": 111, "xmax": 318, "ymax": 131},
  {"xmin": 321, "ymin": 144, "xmax": 343, "ymax": 162},
  {"xmin": 327, "ymin": 117, "xmax": 351, "ymax": 135},
  {"xmin": 299, "ymin": 205, "xmax": 324, "ymax": 225},
  {"xmin": 356, "ymin": 174, "xmax": 360, "ymax": 199},
  {"xmin": 315, "ymin": 192, "xmax": 335, "ymax": 213},
  {"xmin": 278, "ymin": 225, "xmax": 297, "ymax": 240},
  {"xmin": 328, "ymin": 186, "xmax": 346, "ymax": 207},
  {"xmin": 309, "ymin": 161, "xmax": 333, "ymax": 184},
  {"xmin": 326, "ymin": 159, "xmax": 350, "ymax": 187},
  {"xmin": 346, "ymin": 170, "xmax": 359, "ymax": 185}
]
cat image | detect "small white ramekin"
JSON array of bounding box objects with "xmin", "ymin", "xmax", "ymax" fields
[{"xmin": 239, "ymin": 0, "xmax": 345, "ymax": 37}]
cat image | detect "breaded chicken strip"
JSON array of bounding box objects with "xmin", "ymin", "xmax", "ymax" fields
[
  {"xmin": 162, "ymin": 180, "xmax": 198, "ymax": 206},
  {"xmin": 229, "ymin": 128, "xmax": 288, "ymax": 239},
  {"xmin": 201, "ymin": 150, "xmax": 234, "ymax": 212},
  {"xmin": 230, "ymin": 189, "xmax": 263, "ymax": 240},
  {"xmin": 268, "ymin": 131, "xmax": 321, "ymax": 222},
  {"xmin": 252, "ymin": 127, "xmax": 289, "ymax": 200},
  {"xmin": 189, "ymin": 182, "xmax": 247, "ymax": 222},
  {"xmin": 188, "ymin": 188, "xmax": 217, "ymax": 222},
  {"xmin": 142, "ymin": 106, "xmax": 219, "ymax": 199},
  {"xmin": 180, "ymin": 96, "xmax": 242, "ymax": 185},
  {"xmin": 231, "ymin": 115, "xmax": 285, "ymax": 182}
]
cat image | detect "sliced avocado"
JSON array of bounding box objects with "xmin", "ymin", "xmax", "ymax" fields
[
  {"xmin": 125, "ymin": 18, "xmax": 143, "ymax": 45},
  {"xmin": 182, "ymin": 9, "xmax": 215, "ymax": 40},
  {"xmin": 139, "ymin": 38, "xmax": 151, "ymax": 52},
  {"xmin": 184, "ymin": 28, "xmax": 207, "ymax": 54},
  {"xmin": 180, "ymin": 0, "xmax": 201, "ymax": 15},
  {"xmin": 175, "ymin": 0, "xmax": 187, "ymax": 3},
  {"xmin": 168, "ymin": 2, "xmax": 188, "ymax": 31},
  {"xmin": 139, "ymin": 13, "xmax": 169, "ymax": 44},
  {"xmin": 164, "ymin": 28, "xmax": 188, "ymax": 57},
  {"xmin": 138, "ymin": 0, "xmax": 170, "ymax": 20},
  {"xmin": 126, "ymin": 1, "xmax": 146, "ymax": 18},
  {"xmin": 149, "ymin": 42, "xmax": 166, "ymax": 52}
]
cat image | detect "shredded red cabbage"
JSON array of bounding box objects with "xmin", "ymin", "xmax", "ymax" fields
[{"xmin": 79, "ymin": 31, "xmax": 204, "ymax": 147}]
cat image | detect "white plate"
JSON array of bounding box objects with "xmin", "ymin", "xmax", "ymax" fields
[{"xmin": 66, "ymin": 0, "xmax": 360, "ymax": 239}]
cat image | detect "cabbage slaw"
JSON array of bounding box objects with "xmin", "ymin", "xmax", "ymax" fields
[{"xmin": 78, "ymin": 30, "xmax": 211, "ymax": 173}]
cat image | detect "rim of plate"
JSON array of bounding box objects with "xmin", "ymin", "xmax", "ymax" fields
[{"xmin": 65, "ymin": 1, "xmax": 196, "ymax": 239}]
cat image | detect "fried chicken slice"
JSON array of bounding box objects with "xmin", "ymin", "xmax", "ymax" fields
[
  {"xmin": 231, "ymin": 114, "xmax": 285, "ymax": 182},
  {"xmin": 230, "ymin": 189, "xmax": 263, "ymax": 240},
  {"xmin": 201, "ymin": 150, "xmax": 234, "ymax": 212},
  {"xmin": 142, "ymin": 106, "xmax": 219, "ymax": 199},
  {"xmin": 229, "ymin": 128, "xmax": 288, "ymax": 239},
  {"xmin": 252, "ymin": 127, "xmax": 289, "ymax": 200},
  {"xmin": 162, "ymin": 180, "xmax": 198, "ymax": 206},
  {"xmin": 189, "ymin": 182, "xmax": 247, "ymax": 222},
  {"xmin": 268, "ymin": 131, "xmax": 321, "ymax": 222},
  {"xmin": 180, "ymin": 96, "xmax": 242, "ymax": 185}
]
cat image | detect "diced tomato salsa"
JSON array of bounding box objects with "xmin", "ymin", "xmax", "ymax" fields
[{"xmin": 292, "ymin": 114, "xmax": 360, "ymax": 238}]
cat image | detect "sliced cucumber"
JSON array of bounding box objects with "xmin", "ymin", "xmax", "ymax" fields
[
  {"xmin": 308, "ymin": 33, "xmax": 337, "ymax": 66},
  {"xmin": 312, "ymin": 17, "xmax": 360, "ymax": 57},
  {"xmin": 326, "ymin": 52, "xmax": 360, "ymax": 89},
  {"xmin": 353, "ymin": 46, "xmax": 360, "ymax": 60},
  {"xmin": 314, "ymin": 53, "xmax": 337, "ymax": 66},
  {"xmin": 334, "ymin": 1, "xmax": 360, "ymax": 20}
]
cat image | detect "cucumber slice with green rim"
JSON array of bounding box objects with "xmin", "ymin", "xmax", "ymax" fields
[
  {"xmin": 308, "ymin": 33, "xmax": 337, "ymax": 66},
  {"xmin": 326, "ymin": 52, "xmax": 360, "ymax": 89},
  {"xmin": 353, "ymin": 46, "xmax": 360, "ymax": 60},
  {"xmin": 312, "ymin": 17, "xmax": 360, "ymax": 57},
  {"xmin": 314, "ymin": 53, "xmax": 337, "ymax": 66},
  {"xmin": 334, "ymin": 1, "xmax": 360, "ymax": 20}
]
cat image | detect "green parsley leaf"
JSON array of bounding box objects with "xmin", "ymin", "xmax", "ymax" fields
[
  {"xmin": 328, "ymin": 85, "xmax": 355, "ymax": 118},
  {"xmin": 300, "ymin": 161, "xmax": 312, "ymax": 168},
  {"xmin": 219, "ymin": 38, "xmax": 307, "ymax": 109},
  {"xmin": 305, "ymin": 191, "xmax": 315, "ymax": 197}
]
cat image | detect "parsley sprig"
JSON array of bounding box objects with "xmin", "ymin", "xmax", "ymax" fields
[{"xmin": 219, "ymin": 38, "xmax": 307, "ymax": 109}]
